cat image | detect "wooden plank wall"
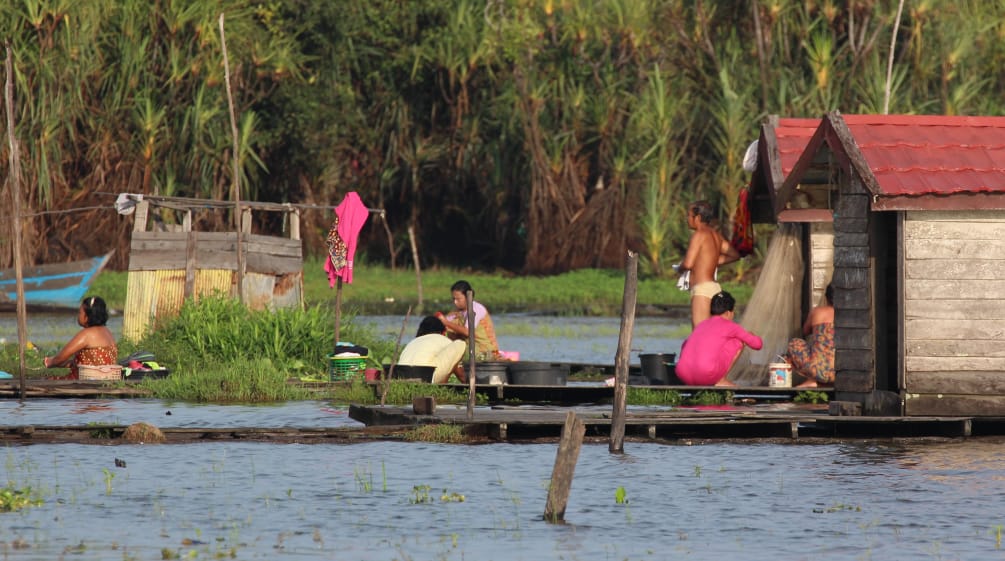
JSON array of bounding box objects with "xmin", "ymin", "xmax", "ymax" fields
[
  {"xmin": 903, "ymin": 210, "xmax": 1005, "ymax": 415},
  {"xmin": 129, "ymin": 232, "xmax": 301, "ymax": 274},
  {"xmin": 832, "ymin": 176, "xmax": 874, "ymax": 393},
  {"xmin": 809, "ymin": 222, "xmax": 834, "ymax": 306}
]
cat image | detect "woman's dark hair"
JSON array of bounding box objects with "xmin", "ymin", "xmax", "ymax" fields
[
  {"xmin": 416, "ymin": 316, "xmax": 445, "ymax": 337},
  {"xmin": 825, "ymin": 283, "xmax": 834, "ymax": 305},
  {"xmin": 710, "ymin": 291, "xmax": 735, "ymax": 316},
  {"xmin": 81, "ymin": 296, "xmax": 108, "ymax": 327},
  {"xmin": 690, "ymin": 200, "xmax": 715, "ymax": 224},
  {"xmin": 450, "ymin": 280, "xmax": 473, "ymax": 296}
]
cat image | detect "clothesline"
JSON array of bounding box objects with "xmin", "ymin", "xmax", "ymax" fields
[{"xmin": 18, "ymin": 192, "xmax": 385, "ymax": 218}]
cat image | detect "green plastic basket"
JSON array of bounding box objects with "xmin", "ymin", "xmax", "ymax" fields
[{"xmin": 327, "ymin": 354, "xmax": 368, "ymax": 382}]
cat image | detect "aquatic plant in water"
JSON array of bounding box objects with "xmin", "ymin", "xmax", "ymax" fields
[
  {"xmin": 0, "ymin": 484, "xmax": 42, "ymax": 512},
  {"xmin": 615, "ymin": 486, "xmax": 628, "ymax": 504},
  {"xmin": 411, "ymin": 485, "xmax": 432, "ymax": 504}
]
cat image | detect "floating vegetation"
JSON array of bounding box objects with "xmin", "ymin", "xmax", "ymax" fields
[
  {"xmin": 814, "ymin": 503, "xmax": 862, "ymax": 513},
  {"xmin": 794, "ymin": 390, "xmax": 830, "ymax": 404},
  {"xmin": 87, "ymin": 423, "xmax": 117, "ymax": 439},
  {"xmin": 440, "ymin": 490, "xmax": 465, "ymax": 502},
  {"xmin": 404, "ymin": 424, "xmax": 466, "ymax": 444},
  {"xmin": 410, "ymin": 485, "xmax": 432, "ymax": 504},
  {"xmin": 0, "ymin": 485, "xmax": 42, "ymax": 512},
  {"xmin": 122, "ymin": 422, "xmax": 166, "ymax": 443}
]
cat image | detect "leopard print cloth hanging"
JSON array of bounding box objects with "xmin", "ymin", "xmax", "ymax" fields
[{"xmin": 326, "ymin": 215, "xmax": 348, "ymax": 271}]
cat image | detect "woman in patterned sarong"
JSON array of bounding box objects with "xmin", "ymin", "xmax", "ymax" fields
[
  {"xmin": 43, "ymin": 296, "xmax": 118, "ymax": 379},
  {"xmin": 786, "ymin": 284, "xmax": 835, "ymax": 387}
]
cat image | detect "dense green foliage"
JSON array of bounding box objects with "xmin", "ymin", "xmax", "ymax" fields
[
  {"xmin": 4, "ymin": 1, "xmax": 1002, "ymax": 277},
  {"xmin": 119, "ymin": 296, "xmax": 394, "ymax": 401}
]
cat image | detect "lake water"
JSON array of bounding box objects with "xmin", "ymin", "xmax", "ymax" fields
[
  {"xmin": 355, "ymin": 314, "xmax": 690, "ymax": 365},
  {"xmin": 2, "ymin": 314, "xmax": 1003, "ymax": 560},
  {"xmin": 2, "ymin": 437, "xmax": 1004, "ymax": 560}
]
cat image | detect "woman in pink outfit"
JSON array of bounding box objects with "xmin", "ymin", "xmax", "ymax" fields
[{"xmin": 675, "ymin": 291, "xmax": 762, "ymax": 387}]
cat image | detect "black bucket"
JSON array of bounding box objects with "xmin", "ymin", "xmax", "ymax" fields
[
  {"xmin": 639, "ymin": 353, "xmax": 678, "ymax": 385},
  {"xmin": 507, "ymin": 362, "xmax": 569, "ymax": 386},
  {"xmin": 475, "ymin": 362, "xmax": 509, "ymax": 385},
  {"xmin": 393, "ymin": 365, "xmax": 435, "ymax": 382}
]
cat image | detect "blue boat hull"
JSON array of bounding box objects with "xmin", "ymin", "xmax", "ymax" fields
[{"xmin": 0, "ymin": 253, "xmax": 113, "ymax": 309}]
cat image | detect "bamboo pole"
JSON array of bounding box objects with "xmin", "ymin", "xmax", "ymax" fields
[
  {"xmin": 465, "ymin": 289, "xmax": 476, "ymax": 419},
  {"xmin": 219, "ymin": 13, "xmax": 245, "ymax": 303},
  {"xmin": 883, "ymin": 0, "xmax": 906, "ymax": 115},
  {"xmin": 408, "ymin": 225, "xmax": 423, "ymax": 314},
  {"xmin": 381, "ymin": 306, "xmax": 412, "ymax": 407},
  {"xmin": 333, "ymin": 277, "xmax": 343, "ymax": 350},
  {"xmin": 609, "ymin": 250, "xmax": 638, "ymax": 453},
  {"xmin": 544, "ymin": 410, "xmax": 586, "ymax": 523},
  {"xmin": 4, "ymin": 45, "xmax": 27, "ymax": 401}
]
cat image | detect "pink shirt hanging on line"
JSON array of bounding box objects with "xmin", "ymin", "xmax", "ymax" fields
[{"xmin": 324, "ymin": 192, "xmax": 369, "ymax": 286}]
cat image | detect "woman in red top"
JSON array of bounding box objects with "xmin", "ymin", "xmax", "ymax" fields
[
  {"xmin": 675, "ymin": 291, "xmax": 762, "ymax": 387},
  {"xmin": 43, "ymin": 296, "xmax": 118, "ymax": 379}
]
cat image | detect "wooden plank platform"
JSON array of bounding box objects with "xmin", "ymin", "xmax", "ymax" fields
[
  {"xmin": 452, "ymin": 382, "xmax": 832, "ymax": 405},
  {"xmin": 348, "ymin": 403, "xmax": 994, "ymax": 441},
  {"xmin": 0, "ymin": 379, "xmax": 833, "ymax": 403}
]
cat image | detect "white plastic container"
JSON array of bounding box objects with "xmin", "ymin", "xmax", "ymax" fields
[{"xmin": 768, "ymin": 362, "xmax": 792, "ymax": 388}]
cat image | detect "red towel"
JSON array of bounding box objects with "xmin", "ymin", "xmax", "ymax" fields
[
  {"xmin": 325, "ymin": 192, "xmax": 369, "ymax": 285},
  {"xmin": 730, "ymin": 184, "xmax": 754, "ymax": 257}
]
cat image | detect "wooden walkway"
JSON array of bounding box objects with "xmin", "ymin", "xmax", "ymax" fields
[{"xmin": 348, "ymin": 402, "xmax": 1001, "ymax": 441}]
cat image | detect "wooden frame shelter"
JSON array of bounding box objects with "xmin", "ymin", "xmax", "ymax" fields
[{"xmin": 122, "ymin": 196, "xmax": 303, "ymax": 341}]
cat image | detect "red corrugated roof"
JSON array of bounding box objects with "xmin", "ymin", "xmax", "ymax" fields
[
  {"xmin": 774, "ymin": 118, "xmax": 820, "ymax": 180},
  {"xmin": 841, "ymin": 114, "xmax": 1005, "ymax": 197}
]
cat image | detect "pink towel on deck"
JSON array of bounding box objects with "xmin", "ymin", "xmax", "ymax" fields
[{"xmin": 324, "ymin": 192, "xmax": 369, "ymax": 286}]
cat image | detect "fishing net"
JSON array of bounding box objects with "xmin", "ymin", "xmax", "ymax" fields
[{"xmin": 726, "ymin": 223, "xmax": 804, "ymax": 385}]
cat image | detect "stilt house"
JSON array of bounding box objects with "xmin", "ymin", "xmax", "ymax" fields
[{"xmin": 758, "ymin": 112, "xmax": 1005, "ymax": 416}]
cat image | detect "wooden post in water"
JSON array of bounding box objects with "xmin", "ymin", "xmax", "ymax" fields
[
  {"xmin": 465, "ymin": 289, "xmax": 476, "ymax": 419},
  {"xmin": 609, "ymin": 251, "xmax": 638, "ymax": 453},
  {"xmin": 544, "ymin": 410, "xmax": 586, "ymax": 523},
  {"xmin": 4, "ymin": 45, "xmax": 27, "ymax": 401}
]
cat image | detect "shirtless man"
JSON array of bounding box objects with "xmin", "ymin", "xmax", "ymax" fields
[{"xmin": 680, "ymin": 201, "xmax": 740, "ymax": 329}]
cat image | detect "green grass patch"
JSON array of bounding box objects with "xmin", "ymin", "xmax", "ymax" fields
[
  {"xmin": 330, "ymin": 378, "xmax": 487, "ymax": 406},
  {"xmin": 139, "ymin": 357, "xmax": 316, "ymax": 402},
  {"xmin": 93, "ymin": 258, "xmax": 752, "ymax": 316},
  {"xmin": 115, "ymin": 296, "xmax": 396, "ymax": 402},
  {"xmin": 627, "ymin": 387, "xmax": 683, "ymax": 406}
]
